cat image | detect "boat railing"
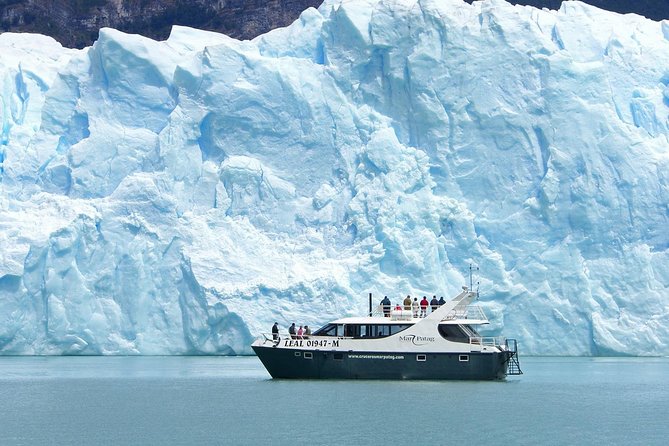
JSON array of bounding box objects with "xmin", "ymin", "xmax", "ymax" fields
[
  {"xmin": 256, "ymin": 333, "xmax": 355, "ymax": 345},
  {"xmin": 375, "ymin": 304, "xmax": 456, "ymax": 320},
  {"xmin": 372, "ymin": 305, "xmax": 387, "ymax": 317},
  {"xmin": 362, "ymin": 304, "xmax": 490, "ymax": 321},
  {"xmin": 257, "ymin": 333, "xmax": 279, "ymax": 345},
  {"xmin": 443, "ymin": 305, "xmax": 488, "ymax": 321},
  {"xmin": 256, "ymin": 333, "xmax": 303, "ymax": 345},
  {"xmin": 469, "ymin": 336, "xmax": 505, "ymax": 347}
]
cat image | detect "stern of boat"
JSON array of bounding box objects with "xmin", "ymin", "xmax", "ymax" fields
[{"xmin": 503, "ymin": 338, "xmax": 523, "ymax": 376}]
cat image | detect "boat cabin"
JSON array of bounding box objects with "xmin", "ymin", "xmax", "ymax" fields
[
  {"xmin": 312, "ymin": 317, "xmax": 483, "ymax": 343},
  {"xmin": 312, "ymin": 321, "xmax": 413, "ymax": 338}
]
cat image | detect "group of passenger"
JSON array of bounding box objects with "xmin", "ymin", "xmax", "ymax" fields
[
  {"xmin": 380, "ymin": 295, "xmax": 446, "ymax": 318},
  {"xmin": 275, "ymin": 322, "xmax": 311, "ymax": 340}
]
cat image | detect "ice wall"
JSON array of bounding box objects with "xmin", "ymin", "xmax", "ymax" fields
[{"xmin": 0, "ymin": 0, "xmax": 667, "ymax": 355}]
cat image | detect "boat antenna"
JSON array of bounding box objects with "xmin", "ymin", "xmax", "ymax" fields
[{"xmin": 469, "ymin": 263, "xmax": 480, "ymax": 298}]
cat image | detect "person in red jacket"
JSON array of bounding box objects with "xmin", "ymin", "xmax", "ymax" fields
[{"xmin": 420, "ymin": 296, "xmax": 429, "ymax": 318}]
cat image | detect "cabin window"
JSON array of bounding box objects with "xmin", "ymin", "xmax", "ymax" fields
[
  {"xmin": 334, "ymin": 353, "xmax": 344, "ymax": 361},
  {"xmin": 294, "ymin": 352, "xmax": 301, "ymax": 357},
  {"xmin": 416, "ymin": 354, "xmax": 427, "ymax": 362},
  {"xmin": 318, "ymin": 324, "xmax": 412, "ymax": 339},
  {"xmin": 438, "ymin": 324, "xmax": 469, "ymax": 342},
  {"xmin": 304, "ymin": 352, "xmax": 313, "ymax": 360},
  {"xmin": 461, "ymin": 324, "xmax": 480, "ymax": 337},
  {"xmin": 344, "ymin": 324, "xmax": 359, "ymax": 337},
  {"xmin": 313, "ymin": 324, "xmax": 336, "ymax": 336},
  {"xmin": 459, "ymin": 355, "xmax": 469, "ymax": 362},
  {"xmin": 364, "ymin": 324, "xmax": 412, "ymax": 338},
  {"xmin": 389, "ymin": 324, "xmax": 411, "ymax": 335},
  {"xmin": 344, "ymin": 325, "xmax": 374, "ymax": 338},
  {"xmin": 374, "ymin": 325, "xmax": 390, "ymax": 337}
]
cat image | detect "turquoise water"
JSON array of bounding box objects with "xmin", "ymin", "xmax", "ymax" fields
[{"xmin": 0, "ymin": 356, "xmax": 667, "ymax": 445}]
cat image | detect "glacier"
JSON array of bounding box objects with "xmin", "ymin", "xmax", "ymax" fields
[{"xmin": 0, "ymin": 0, "xmax": 667, "ymax": 356}]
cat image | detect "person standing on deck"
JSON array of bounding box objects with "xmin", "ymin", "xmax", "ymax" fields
[
  {"xmin": 430, "ymin": 296, "xmax": 439, "ymax": 312},
  {"xmin": 381, "ymin": 295, "xmax": 391, "ymax": 317},
  {"xmin": 272, "ymin": 322, "xmax": 279, "ymax": 340},
  {"xmin": 420, "ymin": 296, "xmax": 429, "ymax": 317},
  {"xmin": 412, "ymin": 298, "xmax": 419, "ymax": 318},
  {"xmin": 289, "ymin": 323, "xmax": 297, "ymax": 339},
  {"xmin": 403, "ymin": 295, "xmax": 412, "ymax": 311}
]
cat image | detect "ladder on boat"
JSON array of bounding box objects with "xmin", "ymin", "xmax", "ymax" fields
[{"xmin": 504, "ymin": 338, "xmax": 523, "ymax": 375}]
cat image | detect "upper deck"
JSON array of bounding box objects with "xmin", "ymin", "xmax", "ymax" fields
[{"xmin": 329, "ymin": 303, "xmax": 490, "ymax": 326}]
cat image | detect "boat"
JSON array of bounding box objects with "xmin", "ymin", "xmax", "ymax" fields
[{"xmin": 252, "ymin": 286, "xmax": 523, "ymax": 380}]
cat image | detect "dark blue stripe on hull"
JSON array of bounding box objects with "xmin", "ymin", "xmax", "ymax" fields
[{"xmin": 253, "ymin": 346, "xmax": 511, "ymax": 380}]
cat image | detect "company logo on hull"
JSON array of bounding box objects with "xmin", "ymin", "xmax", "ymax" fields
[{"xmin": 399, "ymin": 334, "xmax": 435, "ymax": 346}]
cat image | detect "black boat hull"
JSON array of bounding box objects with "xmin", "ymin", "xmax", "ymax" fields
[{"xmin": 252, "ymin": 346, "xmax": 513, "ymax": 380}]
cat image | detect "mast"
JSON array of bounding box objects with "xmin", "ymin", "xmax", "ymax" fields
[
  {"xmin": 368, "ymin": 292, "xmax": 372, "ymax": 317},
  {"xmin": 469, "ymin": 263, "xmax": 480, "ymax": 298}
]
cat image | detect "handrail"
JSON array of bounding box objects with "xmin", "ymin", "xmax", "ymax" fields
[
  {"xmin": 469, "ymin": 336, "xmax": 506, "ymax": 347},
  {"xmin": 258, "ymin": 332, "xmax": 509, "ymax": 350},
  {"xmin": 373, "ymin": 304, "xmax": 446, "ymax": 319},
  {"xmin": 257, "ymin": 333, "xmax": 355, "ymax": 345},
  {"xmin": 259, "ymin": 333, "xmax": 316, "ymax": 341},
  {"xmin": 443, "ymin": 305, "xmax": 489, "ymax": 322}
]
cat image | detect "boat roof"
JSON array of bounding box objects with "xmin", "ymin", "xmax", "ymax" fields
[
  {"xmin": 323, "ymin": 290, "xmax": 490, "ymax": 326},
  {"xmin": 329, "ymin": 316, "xmax": 489, "ymax": 325}
]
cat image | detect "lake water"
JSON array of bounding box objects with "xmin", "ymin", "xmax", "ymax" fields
[{"xmin": 0, "ymin": 356, "xmax": 667, "ymax": 445}]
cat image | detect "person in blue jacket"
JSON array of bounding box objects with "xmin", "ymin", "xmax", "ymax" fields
[
  {"xmin": 430, "ymin": 295, "xmax": 439, "ymax": 312},
  {"xmin": 380, "ymin": 295, "xmax": 391, "ymax": 317}
]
